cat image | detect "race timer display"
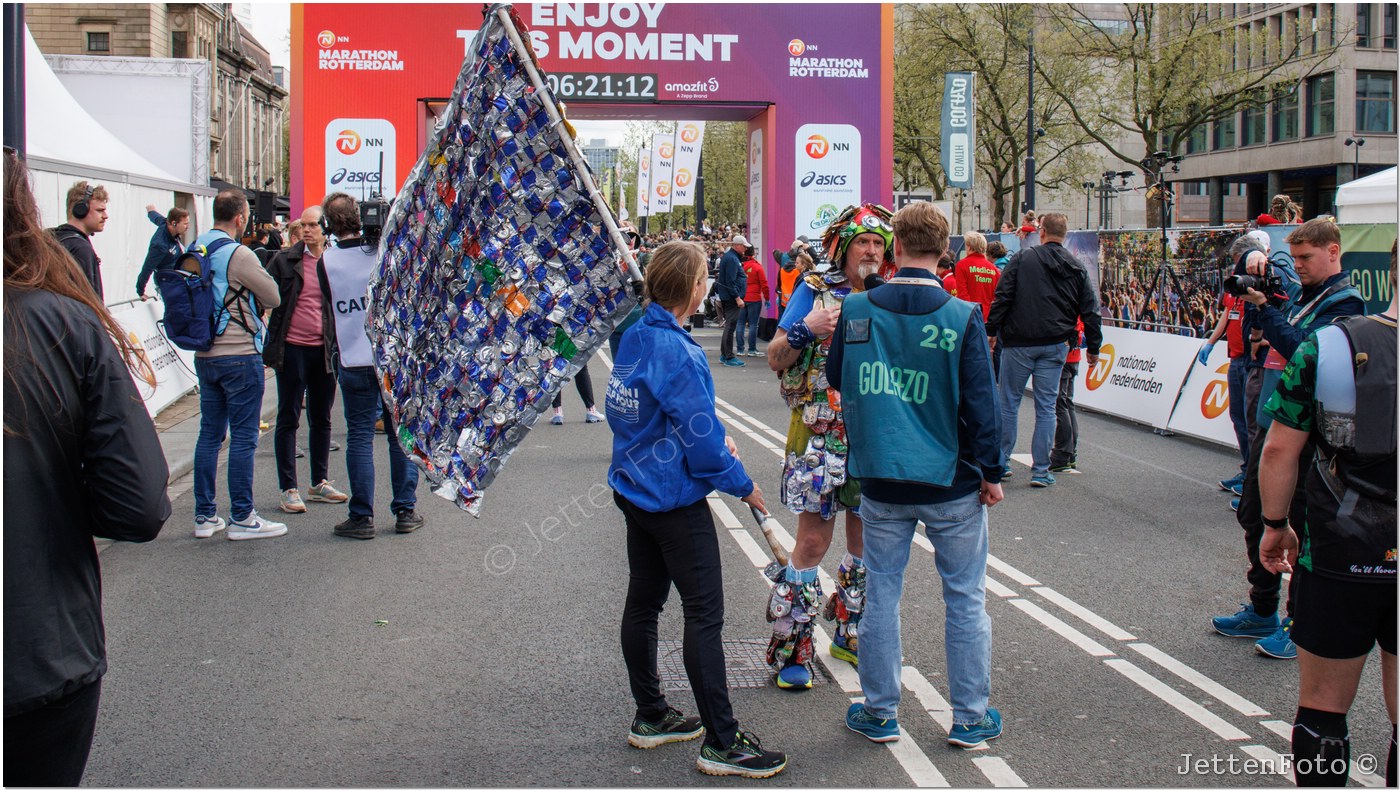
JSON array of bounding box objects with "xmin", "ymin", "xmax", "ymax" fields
[{"xmin": 542, "ymin": 72, "xmax": 658, "ymax": 102}]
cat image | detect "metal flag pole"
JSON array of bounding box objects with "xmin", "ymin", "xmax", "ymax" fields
[{"xmin": 492, "ymin": 4, "xmax": 642, "ymax": 286}]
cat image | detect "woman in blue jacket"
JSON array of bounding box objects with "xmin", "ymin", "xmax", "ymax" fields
[{"xmin": 607, "ymin": 241, "xmax": 786, "ymax": 779}]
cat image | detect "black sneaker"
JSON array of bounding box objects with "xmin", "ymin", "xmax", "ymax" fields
[
  {"xmin": 394, "ymin": 509, "xmax": 425, "ymax": 534},
  {"xmin": 333, "ymin": 515, "xmax": 375, "ymax": 540},
  {"xmin": 696, "ymin": 730, "xmax": 787, "ymax": 779},
  {"xmin": 627, "ymin": 706, "xmax": 704, "ymax": 749}
]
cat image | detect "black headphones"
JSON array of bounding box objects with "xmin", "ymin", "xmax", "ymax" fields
[
  {"xmin": 72, "ymin": 184, "xmax": 94, "ymax": 220},
  {"xmin": 317, "ymin": 213, "xmax": 330, "ymax": 235}
]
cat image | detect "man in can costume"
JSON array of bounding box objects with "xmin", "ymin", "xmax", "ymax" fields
[{"xmin": 763, "ymin": 203, "xmax": 895, "ymax": 689}]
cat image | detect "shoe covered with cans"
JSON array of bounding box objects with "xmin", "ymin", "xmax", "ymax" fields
[
  {"xmin": 366, "ymin": 8, "xmax": 637, "ymax": 516},
  {"xmin": 825, "ymin": 555, "xmax": 865, "ymax": 667},
  {"xmin": 765, "ymin": 568, "xmax": 822, "ymax": 690}
]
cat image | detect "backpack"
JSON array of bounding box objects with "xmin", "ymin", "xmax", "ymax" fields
[{"xmin": 154, "ymin": 237, "xmax": 253, "ymax": 352}]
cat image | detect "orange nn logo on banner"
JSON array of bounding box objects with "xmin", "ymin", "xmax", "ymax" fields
[
  {"xmin": 675, "ymin": 168, "xmax": 693, "ymax": 187},
  {"xmin": 1201, "ymin": 362, "xmax": 1231, "ymax": 419},
  {"xmin": 788, "ymin": 39, "xmax": 806, "ymax": 56},
  {"xmin": 335, "ymin": 129, "xmax": 362, "ymax": 155},
  {"xmin": 317, "ymin": 30, "xmax": 337, "ymax": 48},
  {"xmin": 1086, "ymin": 344, "xmax": 1115, "ymax": 391},
  {"xmin": 680, "ymin": 125, "xmax": 701, "ymax": 143},
  {"xmin": 655, "ymin": 182, "xmax": 671, "ymax": 197},
  {"xmin": 659, "ymin": 141, "xmax": 675, "ymax": 159},
  {"xmin": 805, "ymin": 134, "xmax": 829, "ymax": 158}
]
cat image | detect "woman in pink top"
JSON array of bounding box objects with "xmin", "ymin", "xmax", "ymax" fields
[{"xmin": 262, "ymin": 208, "xmax": 349, "ymax": 513}]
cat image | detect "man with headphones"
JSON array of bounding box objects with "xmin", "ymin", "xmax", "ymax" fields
[{"xmin": 51, "ymin": 181, "xmax": 109, "ymax": 300}]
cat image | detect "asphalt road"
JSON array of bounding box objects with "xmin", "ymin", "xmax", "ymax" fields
[{"xmin": 86, "ymin": 325, "xmax": 1391, "ymax": 788}]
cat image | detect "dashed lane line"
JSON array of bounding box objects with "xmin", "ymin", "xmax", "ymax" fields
[
  {"xmin": 1126, "ymin": 643, "xmax": 1268, "ymax": 717},
  {"xmin": 1006, "ymin": 599, "xmax": 1117, "ymax": 658},
  {"xmin": 1104, "ymin": 659, "xmax": 1249, "ymax": 741}
]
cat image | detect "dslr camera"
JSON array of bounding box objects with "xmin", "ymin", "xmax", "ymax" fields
[{"xmin": 1223, "ymin": 269, "xmax": 1284, "ymax": 300}]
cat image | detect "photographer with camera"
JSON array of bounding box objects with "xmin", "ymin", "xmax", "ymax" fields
[
  {"xmin": 1212, "ymin": 219, "xmax": 1364, "ymax": 660},
  {"xmin": 318, "ymin": 192, "xmax": 424, "ymax": 540}
]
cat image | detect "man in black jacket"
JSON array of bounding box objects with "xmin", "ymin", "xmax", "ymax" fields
[
  {"xmin": 986, "ymin": 212, "xmax": 1102, "ymax": 488},
  {"xmin": 262, "ymin": 205, "xmax": 347, "ymax": 514},
  {"xmin": 135, "ymin": 204, "xmax": 189, "ymax": 300},
  {"xmin": 51, "ymin": 180, "xmax": 109, "ymax": 300},
  {"xmin": 715, "ymin": 234, "xmax": 749, "ymax": 366}
]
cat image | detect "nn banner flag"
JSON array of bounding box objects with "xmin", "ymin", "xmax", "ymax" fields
[
  {"xmin": 636, "ymin": 148, "xmax": 652, "ymax": 217},
  {"xmin": 671, "ymin": 121, "xmax": 705, "ymax": 207},
  {"xmin": 650, "ymin": 132, "xmax": 675, "ymax": 213},
  {"xmin": 941, "ymin": 71, "xmax": 976, "ymax": 190}
]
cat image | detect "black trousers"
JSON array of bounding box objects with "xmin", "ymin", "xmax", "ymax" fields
[
  {"xmin": 274, "ymin": 343, "xmax": 337, "ymax": 491},
  {"xmin": 4, "ymin": 678, "xmax": 101, "ymax": 787},
  {"xmin": 616, "ymin": 492, "xmax": 738, "ymax": 749},
  {"xmin": 552, "ymin": 365, "xmax": 595, "ymax": 409},
  {"xmin": 719, "ymin": 300, "xmax": 741, "ymax": 359},
  {"xmin": 1051, "ymin": 361, "xmax": 1079, "ymax": 466},
  {"xmin": 1237, "ymin": 418, "xmax": 1306, "ymax": 619}
]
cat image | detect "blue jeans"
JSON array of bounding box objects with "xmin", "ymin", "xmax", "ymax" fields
[
  {"xmin": 998, "ymin": 343, "xmax": 1068, "ymax": 476},
  {"xmin": 1227, "ymin": 356, "xmax": 1250, "ymax": 473},
  {"xmin": 857, "ymin": 492, "xmax": 992, "ymax": 725},
  {"xmin": 337, "ymin": 365, "xmax": 418, "ymax": 519},
  {"xmin": 735, "ymin": 301, "xmax": 763, "ymax": 353},
  {"xmin": 194, "ymin": 355, "xmax": 266, "ymax": 521}
]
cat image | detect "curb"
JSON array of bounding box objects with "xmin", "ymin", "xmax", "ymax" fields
[{"xmin": 165, "ymin": 399, "xmax": 279, "ymax": 487}]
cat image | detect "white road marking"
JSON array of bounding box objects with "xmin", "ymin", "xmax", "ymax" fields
[
  {"xmin": 883, "ymin": 726, "xmax": 952, "ymax": 788},
  {"xmin": 1103, "ymin": 659, "xmax": 1249, "ymax": 741},
  {"xmin": 1080, "ymin": 439, "xmax": 1215, "ymax": 488},
  {"xmin": 973, "ymin": 756, "xmax": 1029, "ymax": 787},
  {"xmin": 1260, "ymin": 719, "xmax": 1293, "ymax": 740},
  {"xmin": 1007, "ymin": 599, "xmax": 1115, "ymax": 657},
  {"xmin": 901, "ymin": 666, "xmax": 955, "ymax": 732},
  {"xmin": 1127, "ymin": 643, "xmax": 1269, "ymax": 717},
  {"xmin": 714, "ymin": 404, "xmax": 783, "ymax": 454},
  {"xmin": 1031, "ymin": 586, "xmax": 1138, "ymax": 641},
  {"xmin": 714, "ymin": 396, "xmax": 791, "ymax": 444},
  {"xmin": 810, "ymin": 627, "xmax": 861, "ymax": 692},
  {"xmin": 1237, "ymin": 745, "xmax": 1295, "ymax": 785},
  {"xmin": 984, "ymin": 576, "xmax": 1019, "ymax": 599},
  {"xmin": 986, "ymin": 554, "xmax": 1040, "ymax": 587}
]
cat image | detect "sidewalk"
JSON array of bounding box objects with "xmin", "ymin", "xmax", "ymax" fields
[{"xmin": 156, "ymin": 369, "xmax": 279, "ymax": 486}]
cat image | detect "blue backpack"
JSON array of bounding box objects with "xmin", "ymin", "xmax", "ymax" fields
[{"xmin": 154, "ymin": 237, "xmax": 250, "ymax": 352}]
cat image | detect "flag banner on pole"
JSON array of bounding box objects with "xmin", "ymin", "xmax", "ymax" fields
[
  {"xmin": 636, "ymin": 148, "xmax": 651, "ymax": 217},
  {"xmin": 671, "ymin": 121, "xmax": 705, "ymax": 207},
  {"xmin": 941, "ymin": 71, "xmax": 976, "ymax": 190},
  {"xmin": 370, "ymin": 7, "xmax": 637, "ymax": 515},
  {"xmin": 601, "ymin": 168, "xmax": 614, "ymax": 211},
  {"xmin": 650, "ymin": 132, "xmax": 674, "ymax": 213}
]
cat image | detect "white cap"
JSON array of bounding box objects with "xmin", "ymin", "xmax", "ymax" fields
[
  {"xmin": 732, "ymin": 234, "xmax": 749, "ymax": 246},
  {"xmin": 1246, "ymin": 229, "xmax": 1271, "ymax": 253}
]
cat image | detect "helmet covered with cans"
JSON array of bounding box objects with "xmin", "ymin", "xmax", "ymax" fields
[{"xmin": 822, "ymin": 203, "xmax": 895, "ymax": 267}]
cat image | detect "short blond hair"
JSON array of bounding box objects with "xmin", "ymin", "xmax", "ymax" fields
[
  {"xmin": 645, "ymin": 241, "xmax": 707, "ymax": 311},
  {"xmin": 963, "ymin": 230, "xmax": 987, "ymax": 255},
  {"xmin": 1285, "ymin": 218, "xmax": 1341, "ymax": 249},
  {"xmin": 891, "ymin": 201, "xmax": 950, "ymax": 259},
  {"xmin": 66, "ymin": 180, "xmax": 108, "ymax": 216}
]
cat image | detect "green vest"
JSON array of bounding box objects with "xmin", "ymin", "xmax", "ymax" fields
[{"xmin": 839, "ymin": 287, "xmax": 974, "ymax": 487}]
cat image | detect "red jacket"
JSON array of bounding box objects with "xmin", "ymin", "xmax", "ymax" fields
[
  {"xmin": 953, "ymin": 253, "xmax": 1001, "ymax": 321},
  {"xmin": 742, "ymin": 257, "xmax": 768, "ymax": 302}
]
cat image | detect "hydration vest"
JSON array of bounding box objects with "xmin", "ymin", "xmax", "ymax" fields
[
  {"xmin": 1257, "ymin": 280, "xmax": 1361, "ymax": 430},
  {"xmin": 839, "ymin": 282, "xmax": 974, "ymax": 488}
]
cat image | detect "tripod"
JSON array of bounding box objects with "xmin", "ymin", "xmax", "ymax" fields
[{"xmin": 1136, "ymin": 151, "xmax": 1186, "ymax": 332}]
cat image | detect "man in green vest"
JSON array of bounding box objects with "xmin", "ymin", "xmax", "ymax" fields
[{"xmin": 826, "ymin": 200, "xmax": 1007, "ymax": 749}]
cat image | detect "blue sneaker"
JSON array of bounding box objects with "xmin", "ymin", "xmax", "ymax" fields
[
  {"xmin": 948, "ymin": 708, "xmax": 1002, "ymax": 748},
  {"xmin": 775, "ymin": 664, "xmax": 812, "ymax": 690},
  {"xmin": 1219, "ymin": 473, "xmax": 1245, "ymax": 492},
  {"xmin": 1212, "ymin": 603, "xmax": 1279, "ymax": 638},
  {"xmin": 846, "ymin": 702, "xmax": 900, "ymax": 742},
  {"xmin": 722, "ymin": 357, "xmax": 746, "ymax": 367},
  {"xmin": 1254, "ymin": 618, "xmax": 1297, "ymax": 659},
  {"xmin": 1229, "ymin": 498, "xmax": 1240, "ymax": 512},
  {"xmin": 1030, "ymin": 473, "xmax": 1056, "ymax": 488}
]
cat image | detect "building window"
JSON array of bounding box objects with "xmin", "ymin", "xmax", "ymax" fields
[
  {"xmin": 1357, "ymin": 3, "xmax": 1372, "ymax": 47},
  {"xmin": 1214, "ymin": 114, "xmax": 1236, "ymax": 150},
  {"xmin": 1242, "ymin": 95, "xmax": 1267, "ymax": 146},
  {"xmin": 1273, "ymin": 85, "xmax": 1299, "ymax": 141},
  {"xmin": 172, "ymin": 31, "xmax": 189, "ymax": 58},
  {"xmin": 1385, "ymin": 3, "xmax": 1396, "ymax": 49},
  {"xmin": 86, "ymin": 31, "xmax": 110, "ymax": 53},
  {"xmin": 1307, "ymin": 72, "xmax": 1335, "ymax": 136},
  {"xmin": 1187, "ymin": 122, "xmax": 1208, "ymax": 154},
  {"xmin": 1356, "ymin": 70, "xmax": 1396, "ymax": 133}
]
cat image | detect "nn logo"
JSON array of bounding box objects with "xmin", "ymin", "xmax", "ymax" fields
[
  {"xmin": 675, "ymin": 168, "xmax": 693, "ymax": 188},
  {"xmin": 655, "ymin": 182, "xmax": 671, "ymax": 197},
  {"xmin": 1086, "ymin": 344, "xmax": 1115, "ymax": 391},
  {"xmin": 658, "ymin": 141, "xmax": 675, "ymax": 159},
  {"xmin": 1200, "ymin": 362, "xmax": 1231, "ymax": 419},
  {"xmin": 806, "ymin": 135, "xmax": 829, "ymax": 158},
  {"xmin": 317, "ymin": 30, "xmax": 337, "ymax": 48},
  {"xmin": 787, "ymin": 39, "xmax": 805, "ymax": 56},
  {"xmin": 680, "ymin": 124, "xmax": 700, "ymax": 143},
  {"xmin": 336, "ymin": 130, "xmax": 362, "ymax": 155}
]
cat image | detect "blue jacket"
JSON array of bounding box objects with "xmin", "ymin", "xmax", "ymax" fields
[
  {"xmin": 135, "ymin": 210, "xmax": 184, "ymax": 297},
  {"xmin": 607, "ymin": 302, "xmax": 754, "ymax": 512},
  {"xmin": 715, "ymin": 249, "xmax": 747, "ymax": 302}
]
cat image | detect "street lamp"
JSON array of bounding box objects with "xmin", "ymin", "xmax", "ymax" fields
[
  {"xmin": 1345, "ymin": 136, "xmax": 1366, "ymax": 178},
  {"xmin": 1081, "ymin": 180, "xmax": 1095, "ymax": 229}
]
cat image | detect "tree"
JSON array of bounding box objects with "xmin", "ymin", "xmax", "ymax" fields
[
  {"xmin": 616, "ymin": 120, "xmax": 748, "ymax": 231},
  {"xmin": 896, "ymin": 4, "xmax": 1104, "ymax": 229},
  {"xmin": 1031, "ymin": 4, "xmax": 1347, "ymax": 224}
]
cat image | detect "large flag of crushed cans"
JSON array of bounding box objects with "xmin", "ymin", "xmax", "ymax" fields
[{"xmin": 368, "ymin": 6, "xmax": 637, "ymax": 515}]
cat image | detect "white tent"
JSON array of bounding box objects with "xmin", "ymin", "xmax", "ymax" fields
[
  {"xmin": 23, "ymin": 27, "xmax": 214, "ymax": 306},
  {"xmin": 1334, "ymin": 167, "xmax": 1398, "ymax": 225}
]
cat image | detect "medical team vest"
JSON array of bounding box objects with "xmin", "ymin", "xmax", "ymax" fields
[
  {"xmin": 322, "ymin": 242, "xmax": 376, "ymax": 368},
  {"xmin": 1301, "ymin": 314, "xmax": 1397, "ymax": 582},
  {"xmin": 839, "ymin": 286, "xmax": 975, "ymax": 488}
]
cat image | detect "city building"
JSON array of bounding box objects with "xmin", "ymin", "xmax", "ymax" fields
[
  {"xmin": 580, "ymin": 138, "xmax": 621, "ymax": 175},
  {"xmin": 1174, "ymin": 3, "xmax": 1397, "ymax": 224},
  {"xmin": 26, "ymin": 2, "xmax": 289, "ymax": 204}
]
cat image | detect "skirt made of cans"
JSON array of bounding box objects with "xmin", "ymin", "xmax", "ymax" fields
[{"xmin": 781, "ymin": 408, "xmax": 860, "ymax": 519}]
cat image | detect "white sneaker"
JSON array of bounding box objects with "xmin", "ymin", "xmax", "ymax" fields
[
  {"xmin": 227, "ymin": 511, "xmax": 288, "ymax": 541},
  {"xmin": 194, "ymin": 515, "xmax": 226, "ymax": 539}
]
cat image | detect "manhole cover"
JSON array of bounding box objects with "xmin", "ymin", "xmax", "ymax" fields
[{"xmin": 657, "ymin": 638, "xmax": 831, "ymax": 690}]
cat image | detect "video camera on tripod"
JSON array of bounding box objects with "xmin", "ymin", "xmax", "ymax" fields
[{"xmin": 358, "ymin": 151, "xmax": 390, "ymax": 247}]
